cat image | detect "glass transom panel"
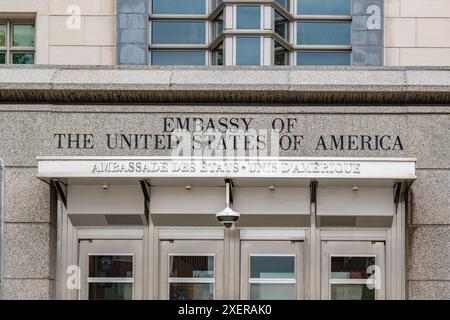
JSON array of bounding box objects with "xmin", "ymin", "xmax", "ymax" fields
[
  {"xmin": 331, "ymin": 256, "xmax": 375, "ymax": 279},
  {"xmin": 89, "ymin": 255, "xmax": 133, "ymax": 278},
  {"xmin": 297, "ymin": 0, "xmax": 351, "ymax": 15},
  {"xmin": 250, "ymin": 256, "xmax": 295, "ymax": 279},
  {"xmin": 152, "ymin": 21, "xmax": 206, "ymax": 44},
  {"xmin": 152, "ymin": 0, "xmax": 206, "ymax": 15},
  {"xmin": 236, "ymin": 5, "xmax": 261, "ymax": 30},
  {"xmin": 169, "ymin": 256, "xmax": 214, "ymax": 278}
]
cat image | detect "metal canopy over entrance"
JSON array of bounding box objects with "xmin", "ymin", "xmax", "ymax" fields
[
  {"xmin": 37, "ymin": 156, "xmax": 416, "ymax": 300},
  {"xmin": 36, "ymin": 157, "xmax": 416, "ymax": 228}
]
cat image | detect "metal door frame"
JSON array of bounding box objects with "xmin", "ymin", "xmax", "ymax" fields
[
  {"xmin": 159, "ymin": 239, "xmax": 224, "ymax": 300},
  {"xmin": 240, "ymin": 240, "xmax": 305, "ymax": 300},
  {"xmin": 320, "ymin": 241, "xmax": 385, "ymax": 300},
  {"xmin": 79, "ymin": 239, "xmax": 143, "ymax": 300}
]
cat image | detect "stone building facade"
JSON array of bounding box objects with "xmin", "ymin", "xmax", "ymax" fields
[{"xmin": 0, "ymin": 0, "xmax": 449, "ymax": 300}]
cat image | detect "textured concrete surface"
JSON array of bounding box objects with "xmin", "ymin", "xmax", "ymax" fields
[
  {"xmin": 410, "ymin": 170, "xmax": 450, "ymax": 225},
  {"xmin": 408, "ymin": 281, "xmax": 450, "ymax": 300},
  {"xmin": 0, "ymin": 66, "xmax": 449, "ymax": 104},
  {"xmin": 0, "ymin": 106, "xmax": 448, "ymax": 168},
  {"xmin": 407, "ymin": 114, "xmax": 450, "ymax": 168},
  {"xmin": 304, "ymin": 113, "xmax": 408, "ymax": 158},
  {"xmin": 0, "ymin": 111, "xmax": 53, "ymax": 166},
  {"xmin": 4, "ymin": 168, "xmax": 51, "ymax": 223},
  {"xmin": 3, "ymin": 279, "xmax": 55, "ymax": 300},
  {"xmin": 3, "ymin": 223, "xmax": 55, "ymax": 279},
  {"xmin": 408, "ymin": 226, "xmax": 450, "ymax": 280}
]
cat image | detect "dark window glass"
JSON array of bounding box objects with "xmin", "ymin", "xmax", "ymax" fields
[
  {"xmin": 250, "ymin": 256, "xmax": 295, "ymax": 278},
  {"xmin": 169, "ymin": 256, "xmax": 214, "ymax": 278},
  {"xmin": 213, "ymin": 0, "xmax": 223, "ymax": 10},
  {"xmin": 274, "ymin": 42, "xmax": 289, "ymax": 65},
  {"xmin": 276, "ymin": 0, "xmax": 289, "ymax": 10},
  {"xmin": 297, "ymin": 51, "xmax": 350, "ymax": 65},
  {"xmin": 152, "ymin": 21, "xmax": 205, "ymax": 44},
  {"xmin": 331, "ymin": 284, "xmax": 375, "ymax": 300},
  {"xmin": 236, "ymin": 5, "xmax": 261, "ymax": 30},
  {"xmin": 170, "ymin": 283, "xmax": 214, "ymax": 300},
  {"xmin": 0, "ymin": 52, "xmax": 5, "ymax": 64},
  {"xmin": 12, "ymin": 53, "xmax": 34, "ymax": 64},
  {"xmin": 12, "ymin": 24, "xmax": 34, "ymax": 47},
  {"xmin": 275, "ymin": 11, "xmax": 289, "ymax": 40},
  {"xmin": 152, "ymin": 0, "xmax": 206, "ymax": 14},
  {"xmin": 236, "ymin": 37, "xmax": 260, "ymax": 65},
  {"xmin": 331, "ymin": 256, "xmax": 375, "ymax": 279},
  {"xmin": 0, "ymin": 24, "xmax": 6, "ymax": 46},
  {"xmin": 89, "ymin": 283, "xmax": 132, "ymax": 300},
  {"xmin": 89, "ymin": 255, "xmax": 133, "ymax": 278},
  {"xmin": 297, "ymin": 22, "xmax": 350, "ymax": 45},
  {"xmin": 152, "ymin": 51, "xmax": 205, "ymax": 65},
  {"xmin": 212, "ymin": 43, "xmax": 224, "ymax": 65},
  {"xmin": 297, "ymin": 0, "xmax": 351, "ymax": 15},
  {"xmin": 212, "ymin": 11, "xmax": 224, "ymax": 40}
]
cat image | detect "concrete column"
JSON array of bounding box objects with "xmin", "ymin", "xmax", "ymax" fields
[
  {"xmin": 351, "ymin": 0, "xmax": 384, "ymax": 65},
  {"xmin": 117, "ymin": 0, "xmax": 148, "ymax": 65},
  {"xmin": 2, "ymin": 168, "xmax": 57, "ymax": 299}
]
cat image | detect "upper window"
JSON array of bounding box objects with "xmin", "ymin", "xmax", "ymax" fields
[
  {"xmin": 297, "ymin": 0, "xmax": 351, "ymax": 15},
  {"xmin": 236, "ymin": 5, "xmax": 261, "ymax": 30},
  {"xmin": 145, "ymin": 0, "xmax": 354, "ymax": 66},
  {"xmin": 152, "ymin": 21, "xmax": 206, "ymax": 44},
  {"xmin": 212, "ymin": 42, "xmax": 224, "ymax": 65},
  {"xmin": 212, "ymin": 11, "xmax": 224, "ymax": 40},
  {"xmin": 236, "ymin": 37, "xmax": 261, "ymax": 65},
  {"xmin": 274, "ymin": 41, "xmax": 290, "ymax": 65},
  {"xmin": 152, "ymin": 51, "xmax": 206, "ymax": 65},
  {"xmin": 297, "ymin": 51, "xmax": 350, "ymax": 65},
  {"xmin": 0, "ymin": 21, "xmax": 35, "ymax": 64},
  {"xmin": 152, "ymin": 0, "xmax": 206, "ymax": 15},
  {"xmin": 212, "ymin": 0, "xmax": 223, "ymax": 10},
  {"xmin": 276, "ymin": 0, "xmax": 289, "ymax": 11},
  {"xmin": 274, "ymin": 11, "xmax": 289, "ymax": 41},
  {"xmin": 296, "ymin": 22, "xmax": 351, "ymax": 45}
]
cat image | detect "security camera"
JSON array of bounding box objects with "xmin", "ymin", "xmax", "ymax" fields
[{"xmin": 216, "ymin": 205, "xmax": 240, "ymax": 228}]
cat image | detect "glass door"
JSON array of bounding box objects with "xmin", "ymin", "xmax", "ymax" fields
[
  {"xmin": 79, "ymin": 239, "xmax": 143, "ymax": 300},
  {"xmin": 240, "ymin": 241, "xmax": 304, "ymax": 300},
  {"xmin": 159, "ymin": 240, "xmax": 224, "ymax": 300},
  {"xmin": 321, "ymin": 241, "xmax": 385, "ymax": 300}
]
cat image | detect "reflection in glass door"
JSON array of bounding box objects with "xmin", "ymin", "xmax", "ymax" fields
[
  {"xmin": 321, "ymin": 241, "xmax": 385, "ymax": 300},
  {"xmin": 88, "ymin": 255, "xmax": 134, "ymax": 299},
  {"xmin": 79, "ymin": 239, "xmax": 143, "ymax": 300},
  {"xmin": 168, "ymin": 255, "xmax": 215, "ymax": 299},
  {"xmin": 241, "ymin": 241, "xmax": 304, "ymax": 300},
  {"xmin": 160, "ymin": 240, "xmax": 224, "ymax": 300}
]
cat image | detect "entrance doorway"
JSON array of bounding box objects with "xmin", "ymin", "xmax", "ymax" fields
[
  {"xmin": 240, "ymin": 240, "xmax": 304, "ymax": 299},
  {"xmin": 79, "ymin": 239, "xmax": 143, "ymax": 300},
  {"xmin": 321, "ymin": 241, "xmax": 385, "ymax": 300},
  {"xmin": 159, "ymin": 240, "xmax": 224, "ymax": 300}
]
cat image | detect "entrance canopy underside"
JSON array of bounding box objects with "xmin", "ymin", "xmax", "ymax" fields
[{"xmin": 36, "ymin": 157, "xmax": 416, "ymax": 228}]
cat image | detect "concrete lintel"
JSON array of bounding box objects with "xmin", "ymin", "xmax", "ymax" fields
[{"xmin": 0, "ymin": 65, "xmax": 449, "ymax": 104}]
